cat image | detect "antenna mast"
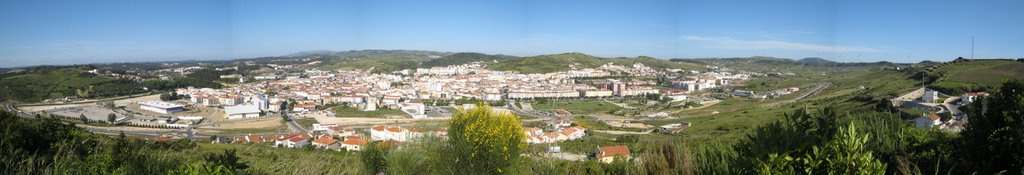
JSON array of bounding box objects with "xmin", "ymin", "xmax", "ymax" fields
[{"xmin": 971, "ymin": 36, "xmax": 975, "ymax": 59}]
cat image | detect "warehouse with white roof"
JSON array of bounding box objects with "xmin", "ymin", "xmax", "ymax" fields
[
  {"xmin": 224, "ymin": 105, "xmax": 262, "ymax": 119},
  {"xmin": 139, "ymin": 101, "xmax": 185, "ymax": 114}
]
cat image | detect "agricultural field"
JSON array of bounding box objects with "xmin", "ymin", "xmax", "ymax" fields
[
  {"xmin": 927, "ymin": 60, "xmax": 1024, "ymax": 94},
  {"xmin": 529, "ymin": 99, "xmax": 623, "ymax": 114},
  {"xmin": 330, "ymin": 106, "xmax": 408, "ymax": 118}
]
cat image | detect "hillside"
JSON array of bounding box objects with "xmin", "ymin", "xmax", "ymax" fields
[
  {"xmin": 0, "ymin": 66, "xmax": 146, "ymax": 103},
  {"xmin": 796, "ymin": 57, "xmax": 836, "ymax": 64},
  {"xmin": 925, "ymin": 59, "xmax": 1024, "ymax": 94},
  {"xmin": 420, "ymin": 52, "xmax": 516, "ymax": 68},
  {"xmin": 489, "ymin": 53, "xmax": 701, "ymax": 73},
  {"xmin": 313, "ymin": 50, "xmax": 453, "ymax": 73}
]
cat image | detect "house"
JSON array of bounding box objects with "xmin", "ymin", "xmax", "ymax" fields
[
  {"xmin": 523, "ymin": 127, "xmax": 544, "ymax": 137},
  {"xmin": 293, "ymin": 103, "xmax": 317, "ymax": 112},
  {"xmin": 526, "ymin": 136, "xmax": 544, "ymax": 144},
  {"xmin": 542, "ymin": 132, "xmax": 567, "ymax": 143},
  {"xmin": 550, "ymin": 119, "xmax": 572, "ymax": 129},
  {"xmin": 311, "ymin": 136, "xmax": 339, "ymax": 150},
  {"xmin": 246, "ymin": 135, "xmax": 264, "ymax": 144},
  {"xmin": 596, "ymin": 146, "xmax": 631, "ymax": 163},
  {"xmin": 915, "ymin": 113, "xmax": 942, "ymax": 128},
  {"xmin": 370, "ymin": 125, "xmax": 409, "ymax": 142},
  {"xmin": 922, "ymin": 89, "xmax": 939, "ymax": 103},
  {"xmin": 326, "ymin": 126, "xmax": 357, "ymax": 137},
  {"xmin": 341, "ymin": 137, "xmax": 368, "ymax": 151},
  {"xmin": 274, "ymin": 132, "xmax": 311, "ymax": 148},
  {"xmin": 961, "ymin": 92, "xmax": 989, "ymax": 104},
  {"xmin": 561, "ymin": 126, "xmax": 586, "ymax": 140}
]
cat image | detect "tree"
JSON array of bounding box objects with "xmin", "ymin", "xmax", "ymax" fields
[
  {"xmin": 107, "ymin": 113, "xmax": 117, "ymax": 124},
  {"xmin": 445, "ymin": 103, "xmax": 525, "ymax": 174},
  {"xmin": 361, "ymin": 141, "xmax": 391, "ymax": 174},
  {"xmin": 958, "ymin": 80, "xmax": 1024, "ymax": 174},
  {"xmin": 203, "ymin": 149, "xmax": 248, "ymax": 173},
  {"xmin": 79, "ymin": 114, "xmax": 88, "ymax": 123}
]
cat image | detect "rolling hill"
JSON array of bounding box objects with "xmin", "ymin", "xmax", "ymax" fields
[
  {"xmin": 488, "ymin": 53, "xmax": 702, "ymax": 73},
  {"xmin": 925, "ymin": 59, "xmax": 1024, "ymax": 94},
  {"xmin": 419, "ymin": 52, "xmax": 516, "ymax": 68},
  {"xmin": 0, "ymin": 66, "xmax": 146, "ymax": 102}
]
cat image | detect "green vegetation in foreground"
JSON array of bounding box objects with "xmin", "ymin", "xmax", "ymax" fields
[
  {"xmin": 0, "ymin": 66, "xmax": 147, "ymax": 103},
  {"xmin": 330, "ymin": 105, "xmax": 407, "ymax": 118},
  {"xmin": 923, "ymin": 58, "xmax": 1024, "ymax": 94}
]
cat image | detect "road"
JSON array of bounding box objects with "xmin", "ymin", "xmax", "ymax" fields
[
  {"xmin": 943, "ymin": 96, "xmax": 963, "ymax": 118},
  {"xmin": 286, "ymin": 118, "xmax": 307, "ymax": 132},
  {"xmin": 765, "ymin": 82, "xmax": 830, "ymax": 107}
]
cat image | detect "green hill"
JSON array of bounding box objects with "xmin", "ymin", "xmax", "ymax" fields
[
  {"xmin": 488, "ymin": 53, "xmax": 701, "ymax": 73},
  {"xmin": 420, "ymin": 52, "xmax": 515, "ymax": 68},
  {"xmin": 925, "ymin": 59, "xmax": 1024, "ymax": 94},
  {"xmin": 0, "ymin": 66, "xmax": 146, "ymax": 103},
  {"xmin": 313, "ymin": 50, "xmax": 452, "ymax": 73}
]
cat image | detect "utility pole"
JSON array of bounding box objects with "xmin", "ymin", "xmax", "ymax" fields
[{"xmin": 971, "ymin": 36, "xmax": 975, "ymax": 59}]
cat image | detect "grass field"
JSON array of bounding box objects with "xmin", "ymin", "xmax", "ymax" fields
[
  {"xmin": 643, "ymin": 66, "xmax": 922, "ymax": 142},
  {"xmin": 530, "ymin": 100, "xmax": 623, "ymax": 114},
  {"xmin": 293, "ymin": 118, "xmax": 320, "ymax": 129},
  {"xmin": 929, "ymin": 60, "xmax": 1024, "ymax": 94},
  {"xmin": 331, "ymin": 106, "xmax": 408, "ymax": 118}
]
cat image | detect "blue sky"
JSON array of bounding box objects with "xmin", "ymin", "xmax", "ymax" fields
[{"xmin": 1, "ymin": 0, "xmax": 1022, "ymax": 67}]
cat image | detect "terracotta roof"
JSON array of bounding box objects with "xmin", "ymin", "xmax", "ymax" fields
[
  {"xmin": 154, "ymin": 136, "xmax": 172, "ymax": 142},
  {"xmin": 386, "ymin": 127, "xmax": 405, "ymax": 133},
  {"xmin": 372, "ymin": 125, "xmax": 386, "ymax": 131},
  {"xmin": 598, "ymin": 146, "xmax": 630, "ymax": 158},
  {"xmin": 278, "ymin": 132, "xmax": 310, "ymax": 142},
  {"xmin": 247, "ymin": 135, "xmax": 262, "ymax": 143},
  {"xmin": 345, "ymin": 135, "xmax": 366, "ymax": 141},
  {"xmin": 544, "ymin": 132, "xmax": 563, "ymax": 139},
  {"xmin": 342, "ymin": 138, "xmax": 368, "ymax": 146},
  {"xmin": 312, "ymin": 137, "xmax": 338, "ymax": 145},
  {"xmin": 929, "ymin": 114, "xmax": 941, "ymax": 120},
  {"xmin": 289, "ymin": 134, "xmax": 310, "ymax": 142}
]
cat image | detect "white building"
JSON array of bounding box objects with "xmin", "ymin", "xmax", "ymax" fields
[
  {"xmin": 224, "ymin": 105, "xmax": 261, "ymax": 119},
  {"xmin": 139, "ymin": 101, "xmax": 185, "ymax": 114},
  {"xmin": 922, "ymin": 89, "xmax": 939, "ymax": 103}
]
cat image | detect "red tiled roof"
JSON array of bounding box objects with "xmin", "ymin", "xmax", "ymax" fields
[
  {"xmin": 312, "ymin": 137, "xmax": 338, "ymax": 145},
  {"xmin": 929, "ymin": 114, "xmax": 941, "ymax": 120},
  {"xmin": 598, "ymin": 146, "xmax": 630, "ymax": 158},
  {"xmin": 247, "ymin": 135, "xmax": 262, "ymax": 143},
  {"xmin": 342, "ymin": 138, "xmax": 368, "ymax": 146},
  {"xmin": 372, "ymin": 125, "xmax": 386, "ymax": 131},
  {"xmin": 386, "ymin": 127, "xmax": 405, "ymax": 133},
  {"xmin": 154, "ymin": 136, "xmax": 172, "ymax": 142}
]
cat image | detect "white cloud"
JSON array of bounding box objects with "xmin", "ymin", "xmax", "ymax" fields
[{"xmin": 680, "ymin": 35, "xmax": 879, "ymax": 53}]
